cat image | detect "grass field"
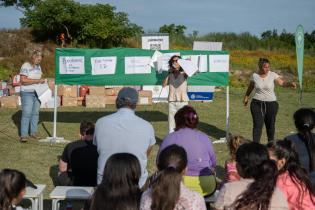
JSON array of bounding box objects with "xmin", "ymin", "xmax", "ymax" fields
[{"xmin": 0, "ymin": 87, "xmax": 314, "ymax": 209}]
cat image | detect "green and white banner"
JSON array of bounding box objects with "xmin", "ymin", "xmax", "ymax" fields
[
  {"xmin": 295, "ymin": 25, "xmax": 304, "ymax": 90},
  {"xmin": 55, "ymin": 48, "xmax": 229, "ymax": 86}
]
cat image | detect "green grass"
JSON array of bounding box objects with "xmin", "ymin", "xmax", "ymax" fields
[{"xmin": 0, "ymin": 87, "xmax": 314, "ymax": 209}]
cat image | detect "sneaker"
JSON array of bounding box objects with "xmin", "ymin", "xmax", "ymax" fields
[
  {"xmin": 19, "ymin": 137, "xmax": 28, "ymax": 143},
  {"xmin": 30, "ymin": 134, "xmax": 41, "ymax": 139}
]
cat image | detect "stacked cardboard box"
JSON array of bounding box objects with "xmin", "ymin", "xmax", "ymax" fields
[
  {"xmin": 138, "ymin": 90, "xmax": 152, "ymax": 105},
  {"xmin": 85, "ymin": 95, "xmax": 106, "ymax": 108},
  {"xmin": 89, "ymin": 86, "xmax": 105, "ymax": 96},
  {"xmin": 62, "ymin": 96, "xmax": 78, "ymax": 107},
  {"xmin": 0, "ymin": 96, "xmax": 18, "ymax": 108}
]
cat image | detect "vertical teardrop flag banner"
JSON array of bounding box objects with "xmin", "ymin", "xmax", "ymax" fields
[{"xmin": 295, "ymin": 25, "xmax": 304, "ymax": 103}]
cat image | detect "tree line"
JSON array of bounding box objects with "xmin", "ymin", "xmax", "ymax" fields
[{"xmin": 1, "ymin": 0, "xmax": 315, "ymax": 52}]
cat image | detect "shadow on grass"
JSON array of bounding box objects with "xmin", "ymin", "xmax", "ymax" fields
[
  {"xmin": 198, "ymin": 122, "xmax": 226, "ymax": 140},
  {"xmin": 12, "ymin": 110, "xmax": 168, "ymax": 136}
]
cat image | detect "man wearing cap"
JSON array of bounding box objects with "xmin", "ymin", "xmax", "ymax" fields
[{"xmin": 93, "ymin": 87, "xmax": 156, "ymax": 187}]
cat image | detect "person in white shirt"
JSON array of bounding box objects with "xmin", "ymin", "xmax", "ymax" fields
[
  {"xmin": 19, "ymin": 50, "xmax": 46, "ymax": 142},
  {"xmin": 243, "ymin": 58, "xmax": 296, "ymax": 143},
  {"xmin": 93, "ymin": 87, "xmax": 156, "ymax": 187}
]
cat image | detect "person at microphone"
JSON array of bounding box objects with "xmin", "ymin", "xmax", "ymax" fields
[{"xmin": 162, "ymin": 55, "xmax": 189, "ymax": 133}]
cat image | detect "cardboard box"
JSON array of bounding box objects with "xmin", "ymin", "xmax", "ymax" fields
[
  {"xmin": 62, "ymin": 96, "xmax": 78, "ymax": 107},
  {"xmin": 138, "ymin": 96, "xmax": 152, "ymax": 105},
  {"xmin": 0, "ymin": 96, "xmax": 18, "ymax": 108},
  {"xmin": 105, "ymin": 95, "xmax": 117, "ymax": 105},
  {"xmin": 85, "ymin": 95, "xmax": 106, "ymax": 108},
  {"xmin": 77, "ymin": 96, "xmax": 84, "ymax": 106},
  {"xmin": 138, "ymin": 90, "xmax": 152, "ymax": 97},
  {"xmin": 105, "ymin": 87, "xmax": 122, "ymax": 96},
  {"xmin": 58, "ymin": 85, "xmax": 77, "ymax": 97},
  {"xmin": 89, "ymin": 86, "xmax": 105, "ymax": 96}
]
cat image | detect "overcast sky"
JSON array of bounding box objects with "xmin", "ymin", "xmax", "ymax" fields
[{"xmin": 0, "ymin": 0, "xmax": 314, "ymax": 36}]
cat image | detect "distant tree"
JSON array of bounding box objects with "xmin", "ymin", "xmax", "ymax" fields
[
  {"xmin": 0, "ymin": 0, "xmax": 40, "ymax": 12},
  {"xmin": 14, "ymin": 0, "xmax": 142, "ymax": 47},
  {"xmin": 159, "ymin": 24, "xmax": 187, "ymax": 36}
]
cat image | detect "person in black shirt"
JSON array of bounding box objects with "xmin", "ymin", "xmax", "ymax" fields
[{"xmin": 57, "ymin": 121, "xmax": 98, "ymax": 186}]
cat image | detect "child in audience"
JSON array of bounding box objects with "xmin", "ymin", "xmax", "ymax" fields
[
  {"xmin": 0, "ymin": 169, "xmax": 26, "ymax": 210},
  {"xmin": 267, "ymin": 140, "xmax": 315, "ymax": 209},
  {"xmin": 89, "ymin": 153, "xmax": 141, "ymax": 210},
  {"xmin": 214, "ymin": 142, "xmax": 288, "ymax": 210},
  {"xmin": 141, "ymin": 144, "xmax": 206, "ymax": 210},
  {"xmin": 224, "ymin": 135, "xmax": 248, "ymax": 183}
]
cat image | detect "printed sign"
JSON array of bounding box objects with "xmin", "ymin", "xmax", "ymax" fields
[
  {"xmin": 125, "ymin": 56, "xmax": 151, "ymax": 74},
  {"xmin": 209, "ymin": 55, "xmax": 229, "ymax": 72},
  {"xmin": 91, "ymin": 57, "xmax": 117, "ymax": 75},
  {"xmin": 59, "ymin": 56, "xmax": 85, "ymax": 74}
]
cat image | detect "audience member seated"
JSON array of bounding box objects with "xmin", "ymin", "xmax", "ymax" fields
[
  {"xmin": 285, "ymin": 108, "xmax": 315, "ymax": 185},
  {"xmin": 158, "ymin": 106, "xmax": 217, "ymax": 196},
  {"xmin": 214, "ymin": 142, "xmax": 288, "ymax": 210},
  {"xmin": 141, "ymin": 144, "xmax": 207, "ymax": 210},
  {"xmin": 58, "ymin": 121, "xmax": 98, "ymax": 186},
  {"xmin": 88, "ymin": 153, "xmax": 141, "ymax": 210},
  {"xmin": 267, "ymin": 139, "xmax": 315, "ymax": 209},
  {"xmin": 0, "ymin": 169, "xmax": 26, "ymax": 210},
  {"xmin": 224, "ymin": 135, "xmax": 249, "ymax": 183}
]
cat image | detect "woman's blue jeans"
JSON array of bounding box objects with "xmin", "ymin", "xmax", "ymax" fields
[{"xmin": 20, "ymin": 91, "xmax": 41, "ymax": 137}]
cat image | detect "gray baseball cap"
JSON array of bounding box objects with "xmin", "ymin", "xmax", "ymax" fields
[{"xmin": 116, "ymin": 87, "xmax": 139, "ymax": 105}]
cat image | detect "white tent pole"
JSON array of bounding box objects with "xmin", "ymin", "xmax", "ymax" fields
[
  {"xmin": 52, "ymin": 84, "xmax": 58, "ymax": 143},
  {"xmin": 226, "ymin": 86, "xmax": 230, "ymax": 141}
]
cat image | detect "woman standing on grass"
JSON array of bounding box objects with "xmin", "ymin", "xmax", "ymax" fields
[
  {"xmin": 19, "ymin": 50, "xmax": 46, "ymax": 142},
  {"xmin": 243, "ymin": 58, "xmax": 296, "ymax": 143}
]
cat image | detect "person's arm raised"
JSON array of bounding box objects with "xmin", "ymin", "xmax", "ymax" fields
[{"xmin": 275, "ymin": 77, "xmax": 297, "ymax": 88}]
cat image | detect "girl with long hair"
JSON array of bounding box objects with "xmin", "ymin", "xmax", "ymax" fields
[
  {"xmin": 214, "ymin": 142, "xmax": 288, "ymax": 210},
  {"xmin": 158, "ymin": 105, "xmax": 216, "ymax": 196},
  {"xmin": 141, "ymin": 144, "xmax": 206, "ymax": 210},
  {"xmin": 285, "ymin": 108, "xmax": 315, "ymax": 184},
  {"xmin": 89, "ymin": 153, "xmax": 141, "ymax": 210},
  {"xmin": 267, "ymin": 140, "xmax": 315, "ymax": 209},
  {"xmin": 0, "ymin": 169, "xmax": 26, "ymax": 210}
]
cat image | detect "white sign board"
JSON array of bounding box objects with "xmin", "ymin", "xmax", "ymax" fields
[
  {"xmin": 59, "ymin": 56, "xmax": 85, "ymax": 74},
  {"xmin": 182, "ymin": 55, "xmax": 208, "ymax": 72},
  {"xmin": 91, "ymin": 57, "xmax": 117, "ymax": 75},
  {"xmin": 142, "ymin": 34, "xmax": 169, "ymax": 50},
  {"xmin": 209, "ymin": 55, "xmax": 229, "ymax": 72},
  {"xmin": 125, "ymin": 56, "xmax": 151, "ymax": 74}
]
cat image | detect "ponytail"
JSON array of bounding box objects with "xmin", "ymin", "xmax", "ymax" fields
[
  {"xmin": 293, "ymin": 108, "xmax": 315, "ymax": 172},
  {"xmin": 233, "ymin": 160, "xmax": 278, "ymax": 210},
  {"xmin": 151, "ymin": 167, "xmax": 182, "ymax": 210},
  {"xmin": 151, "ymin": 145, "xmax": 188, "ymax": 210}
]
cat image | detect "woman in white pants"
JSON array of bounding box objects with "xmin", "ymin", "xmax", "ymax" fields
[{"xmin": 162, "ymin": 55, "xmax": 189, "ymax": 133}]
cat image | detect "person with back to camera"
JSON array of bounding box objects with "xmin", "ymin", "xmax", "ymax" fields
[
  {"xmin": 267, "ymin": 139, "xmax": 315, "ymax": 210},
  {"xmin": 285, "ymin": 108, "xmax": 315, "ymax": 185},
  {"xmin": 19, "ymin": 50, "xmax": 46, "ymax": 143},
  {"xmin": 158, "ymin": 105, "xmax": 217, "ymax": 196},
  {"xmin": 93, "ymin": 87, "xmax": 156, "ymax": 188},
  {"xmin": 88, "ymin": 153, "xmax": 141, "ymax": 210},
  {"xmin": 243, "ymin": 58, "xmax": 296, "ymax": 143},
  {"xmin": 140, "ymin": 144, "xmax": 207, "ymax": 210},
  {"xmin": 224, "ymin": 135, "xmax": 249, "ymax": 183},
  {"xmin": 0, "ymin": 169, "xmax": 26, "ymax": 210},
  {"xmin": 58, "ymin": 121, "xmax": 98, "ymax": 186},
  {"xmin": 214, "ymin": 142, "xmax": 288, "ymax": 210},
  {"xmin": 162, "ymin": 55, "xmax": 189, "ymax": 133}
]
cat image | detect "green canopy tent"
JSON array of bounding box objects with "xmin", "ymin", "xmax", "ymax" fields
[{"xmin": 46, "ymin": 48, "xmax": 230, "ymax": 143}]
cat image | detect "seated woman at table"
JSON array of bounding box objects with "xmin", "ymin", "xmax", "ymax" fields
[
  {"xmin": 158, "ymin": 105, "xmax": 217, "ymax": 196},
  {"xmin": 88, "ymin": 153, "xmax": 141, "ymax": 210},
  {"xmin": 0, "ymin": 169, "xmax": 26, "ymax": 210}
]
